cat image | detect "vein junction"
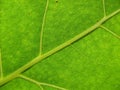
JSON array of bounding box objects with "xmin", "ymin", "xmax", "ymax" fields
[
  {"xmin": 19, "ymin": 75, "xmax": 68, "ymax": 90},
  {"xmin": 18, "ymin": 0, "xmax": 67, "ymax": 89},
  {"xmin": 100, "ymin": 25, "xmax": 120, "ymax": 39}
]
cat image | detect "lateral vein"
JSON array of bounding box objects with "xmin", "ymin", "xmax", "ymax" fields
[
  {"xmin": 40, "ymin": 0, "xmax": 49, "ymax": 55},
  {"xmin": 0, "ymin": 48, "xmax": 3, "ymax": 79},
  {"xmin": 19, "ymin": 75, "xmax": 67, "ymax": 90},
  {"xmin": 100, "ymin": 25, "xmax": 120, "ymax": 39},
  {"xmin": 19, "ymin": 0, "xmax": 50, "ymax": 89},
  {"xmin": 102, "ymin": 0, "xmax": 106, "ymax": 17}
]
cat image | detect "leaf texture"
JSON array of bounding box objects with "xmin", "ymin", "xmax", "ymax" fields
[{"xmin": 0, "ymin": 0, "xmax": 120, "ymax": 90}]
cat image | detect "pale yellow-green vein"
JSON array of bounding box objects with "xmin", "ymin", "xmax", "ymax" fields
[
  {"xmin": 100, "ymin": 25, "xmax": 120, "ymax": 39},
  {"xmin": 19, "ymin": 75, "xmax": 67, "ymax": 90},
  {"xmin": 0, "ymin": 48, "xmax": 3, "ymax": 79},
  {"xmin": 40, "ymin": 0, "xmax": 49, "ymax": 55},
  {"xmin": 102, "ymin": 0, "xmax": 106, "ymax": 16}
]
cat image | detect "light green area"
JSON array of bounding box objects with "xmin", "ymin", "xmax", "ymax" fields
[
  {"xmin": 1, "ymin": 0, "xmax": 45, "ymax": 75},
  {"xmin": 0, "ymin": 0, "xmax": 120, "ymax": 90}
]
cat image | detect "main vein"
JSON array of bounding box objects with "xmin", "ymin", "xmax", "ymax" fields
[{"xmin": 0, "ymin": 9, "xmax": 120, "ymax": 86}]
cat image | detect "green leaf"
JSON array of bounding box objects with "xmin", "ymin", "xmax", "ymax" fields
[{"xmin": 0, "ymin": 0, "xmax": 120, "ymax": 90}]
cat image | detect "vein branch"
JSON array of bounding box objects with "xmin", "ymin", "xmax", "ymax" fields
[
  {"xmin": 102, "ymin": 0, "xmax": 106, "ymax": 17},
  {"xmin": 18, "ymin": 0, "xmax": 50, "ymax": 89},
  {"xmin": 0, "ymin": 9, "xmax": 120, "ymax": 86},
  {"xmin": 19, "ymin": 75, "xmax": 67, "ymax": 90},
  {"xmin": 40, "ymin": 0, "xmax": 49, "ymax": 55},
  {"xmin": 100, "ymin": 25, "xmax": 120, "ymax": 39},
  {"xmin": 19, "ymin": 75, "xmax": 44, "ymax": 90},
  {"xmin": 0, "ymin": 48, "xmax": 3, "ymax": 79}
]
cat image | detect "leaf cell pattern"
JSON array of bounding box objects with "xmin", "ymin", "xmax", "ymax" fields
[{"xmin": 0, "ymin": 0, "xmax": 120, "ymax": 90}]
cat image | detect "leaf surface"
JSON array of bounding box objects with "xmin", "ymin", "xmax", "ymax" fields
[{"xmin": 0, "ymin": 0, "xmax": 120, "ymax": 90}]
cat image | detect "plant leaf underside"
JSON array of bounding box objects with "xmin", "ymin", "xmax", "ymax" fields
[{"xmin": 0, "ymin": 0, "xmax": 120, "ymax": 90}]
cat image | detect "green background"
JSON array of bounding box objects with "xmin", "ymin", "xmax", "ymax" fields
[{"xmin": 0, "ymin": 0, "xmax": 120, "ymax": 90}]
